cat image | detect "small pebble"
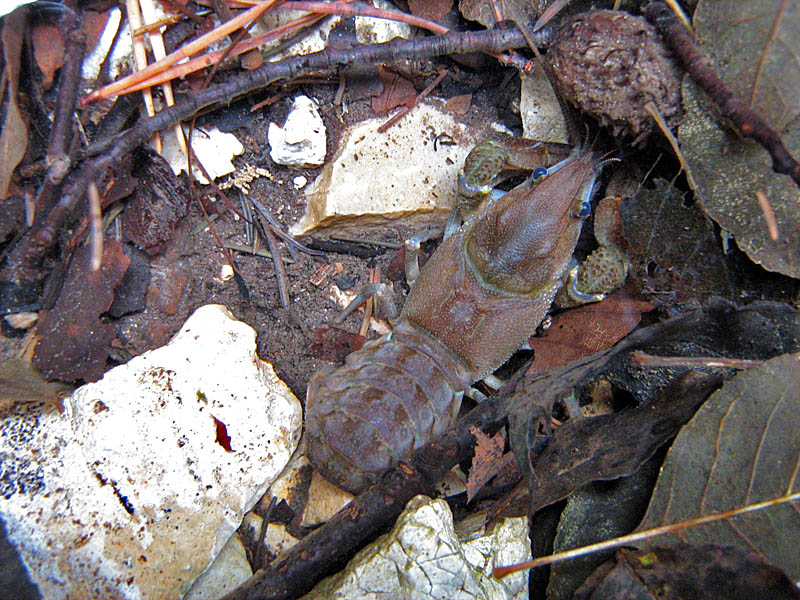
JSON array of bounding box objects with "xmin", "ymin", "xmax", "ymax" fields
[{"xmin": 334, "ymin": 274, "xmax": 357, "ymax": 291}]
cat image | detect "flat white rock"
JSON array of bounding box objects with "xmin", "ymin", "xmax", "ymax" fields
[
  {"xmin": 303, "ymin": 495, "xmax": 530, "ymax": 600},
  {"xmin": 0, "ymin": 304, "xmax": 302, "ymax": 599},
  {"xmin": 291, "ymin": 100, "xmax": 492, "ymax": 235},
  {"xmin": 269, "ymin": 95, "xmax": 326, "ymax": 167}
]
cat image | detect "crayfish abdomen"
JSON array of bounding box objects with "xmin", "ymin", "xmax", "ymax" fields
[
  {"xmin": 307, "ymin": 149, "xmax": 599, "ymax": 493},
  {"xmin": 306, "ymin": 321, "xmax": 471, "ymax": 493}
]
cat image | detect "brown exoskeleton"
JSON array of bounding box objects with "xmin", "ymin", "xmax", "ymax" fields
[{"xmin": 306, "ymin": 144, "xmax": 609, "ymax": 493}]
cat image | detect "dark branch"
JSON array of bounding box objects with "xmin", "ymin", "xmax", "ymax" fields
[{"xmin": 644, "ymin": 1, "xmax": 800, "ymax": 189}]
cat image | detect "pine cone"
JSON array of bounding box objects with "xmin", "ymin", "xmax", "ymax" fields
[{"xmin": 546, "ymin": 10, "xmax": 683, "ymax": 141}]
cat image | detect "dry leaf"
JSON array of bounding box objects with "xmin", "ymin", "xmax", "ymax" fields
[
  {"xmin": 370, "ymin": 67, "xmax": 416, "ymax": 116},
  {"xmin": 33, "ymin": 239, "xmax": 130, "ymax": 382},
  {"xmin": 466, "ymin": 426, "xmax": 505, "ymax": 502},
  {"xmin": 408, "ymin": 0, "xmax": 452, "ymax": 22},
  {"xmin": 679, "ymin": 0, "xmax": 800, "ymax": 277},
  {"xmin": 636, "ymin": 351, "xmax": 800, "ymax": 580},
  {"xmin": 445, "ymin": 94, "xmax": 472, "ymax": 115},
  {"xmin": 31, "ymin": 22, "xmax": 64, "ymax": 90},
  {"xmin": 0, "ymin": 359, "xmax": 71, "ymax": 416},
  {"xmin": 575, "ymin": 544, "xmax": 800, "ymax": 600},
  {"xmin": 527, "ymin": 287, "xmax": 653, "ymax": 373},
  {"xmin": 0, "ymin": 6, "xmax": 30, "ymax": 199},
  {"xmin": 621, "ymin": 179, "xmax": 736, "ymax": 305}
]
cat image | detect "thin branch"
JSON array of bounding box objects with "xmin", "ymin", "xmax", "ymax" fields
[
  {"xmin": 630, "ymin": 352, "xmax": 763, "ymax": 369},
  {"xmin": 644, "ymin": 1, "xmax": 800, "ymax": 189},
  {"xmin": 493, "ymin": 491, "xmax": 800, "ymax": 578}
]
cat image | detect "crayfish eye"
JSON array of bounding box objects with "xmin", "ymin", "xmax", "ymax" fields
[
  {"xmin": 532, "ymin": 166, "xmax": 548, "ymax": 181},
  {"xmin": 574, "ymin": 200, "xmax": 592, "ymax": 219}
]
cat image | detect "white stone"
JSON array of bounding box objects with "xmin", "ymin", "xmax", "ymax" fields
[
  {"xmin": 0, "ymin": 304, "xmax": 302, "ymax": 599},
  {"xmin": 302, "ymin": 495, "xmax": 530, "ymax": 600},
  {"xmin": 291, "ymin": 100, "xmax": 495, "ymax": 236},
  {"xmin": 268, "ymin": 96, "xmax": 326, "ymax": 167},
  {"xmin": 355, "ymin": 0, "xmax": 413, "ymax": 44},
  {"xmin": 293, "ymin": 175, "xmax": 308, "ymax": 189},
  {"xmin": 162, "ymin": 125, "xmax": 244, "ymax": 184},
  {"xmin": 519, "ymin": 64, "xmax": 569, "ymax": 144},
  {"xmin": 184, "ymin": 533, "xmax": 252, "ymax": 600}
]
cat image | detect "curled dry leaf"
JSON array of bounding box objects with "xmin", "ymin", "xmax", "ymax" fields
[
  {"xmin": 635, "ymin": 351, "xmax": 800, "ymax": 580},
  {"xmin": 445, "ymin": 93, "xmax": 472, "ymax": 115},
  {"xmin": 466, "ymin": 426, "xmax": 505, "ymax": 502},
  {"xmin": 0, "ymin": 6, "xmax": 29, "ymax": 199},
  {"xmin": 679, "ymin": 0, "xmax": 800, "ymax": 277},
  {"xmin": 370, "ymin": 67, "xmax": 416, "ymax": 116},
  {"xmin": 122, "ymin": 148, "xmax": 190, "ymax": 255},
  {"xmin": 574, "ymin": 544, "xmax": 800, "ymax": 600}
]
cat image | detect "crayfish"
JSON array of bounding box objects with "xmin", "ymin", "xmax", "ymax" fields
[{"xmin": 305, "ymin": 138, "xmax": 625, "ymax": 493}]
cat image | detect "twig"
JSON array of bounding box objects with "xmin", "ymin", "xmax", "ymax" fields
[
  {"xmin": 330, "ymin": 234, "xmax": 403, "ymax": 249},
  {"xmin": 755, "ymin": 190, "xmax": 780, "ymax": 241},
  {"xmin": 644, "ymin": 1, "xmax": 800, "ymax": 189},
  {"xmin": 87, "ymin": 182, "xmax": 103, "ymax": 272},
  {"xmin": 80, "ymin": 0, "xmax": 285, "ymax": 104},
  {"xmin": 259, "ymin": 209, "xmax": 292, "ymax": 312},
  {"xmin": 493, "ymin": 491, "xmax": 800, "ymax": 577},
  {"xmin": 44, "ymin": 6, "xmax": 85, "ymax": 186},
  {"xmin": 126, "ymin": 0, "xmax": 162, "ymax": 152},
  {"xmin": 121, "ymin": 14, "xmax": 322, "ymax": 97},
  {"xmin": 139, "ymin": 0, "xmax": 188, "ymax": 155},
  {"xmin": 224, "ymin": 244, "xmax": 295, "ymax": 263},
  {"xmin": 31, "ymin": 4, "xmax": 85, "ymax": 223},
  {"xmin": 630, "ymin": 351, "xmax": 763, "ymax": 370},
  {"xmin": 644, "ymin": 101, "xmax": 698, "ymax": 193},
  {"xmin": 359, "ymin": 267, "xmax": 378, "ymax": 337}
]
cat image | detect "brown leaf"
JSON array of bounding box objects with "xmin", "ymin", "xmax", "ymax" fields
[
  {"xmin": 575, "ymin": 544, "xmax": 800, "ymax": 600},
  {"xmin": 0, "ymin": 6, "xmax": 30, "ymax": 199},
  {"xmin": 445, "ymin": 94, "xmax": 472, "ymax": 115},
  {"xmin": 0, "ymin": 359, "xmax": 71, "ymax": 416},
  {"xmin": 636, "ymin": 351, "xmax": 800, "ymax": 580},
  {"xmin": 408, "ymin": 0, "xmax": 452, "ymax": 22},
  {"xmin": 679, "ymin": 1, "xmax": 800, "ymax": 277},
  {"xmin": 466, "ymin": 426, "xmax": 505, "ymax": 502},
  {"xmin": 527, "ymin": 286, "xmax": 653, "ymax": 373},
  {"xmin": 33, "ymin": 239, "xmax": 130, "ymax": 382},
  {"xmin": 31, "ymin": 22, "xmax": 64, "ymax": 90},
  {"xmin": 370, "ymin": 67, "xmax": 416, "ymax": 116},
  {"xmin": 622, "ymin": 179, "xmax": 736, "ymax": 305}
]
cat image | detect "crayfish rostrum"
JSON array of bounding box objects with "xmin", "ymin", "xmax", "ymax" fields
[{"xmin": 306, "ymin": 142, "xmax": 612, "ymax": 493}]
